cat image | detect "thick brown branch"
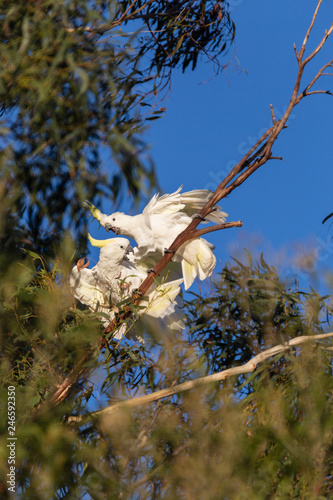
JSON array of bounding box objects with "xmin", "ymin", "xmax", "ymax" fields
[
  {"xmin": 210, "ymin": 128, "xmax": 273, "ymax": 199},
  {"xmin": 48, "ymin": 362, "xmax": 89, "ymax": 406}
]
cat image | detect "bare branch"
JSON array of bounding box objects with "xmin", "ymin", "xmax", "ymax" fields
[
  {"xmin": 209, "ymin": 128, "xmax": 273, "ymax": 197},
  {"xmin": 299, "ymin": 0, "xmax": 324, "ymax": 60},
  {"xmin": 270, "ymin": 104, "xmax": 276, "ymax": 124},
  {"xmin": 305, "ymin": 90, "xmax": 333, "ymax": 96},
  {"xmin": 296, "ymin": 59, "xmax": 333, "ymax": 103},
  {"xmin": 191, "ymin": 221, "xmax": 243, "ymax": 239},
  {"xmin": 303, "ymin": 23, "xmax": 333, "ymax": 65},
  {"xmin": 40, "ymin": 355, "xmax": 92, "ymax": 408},
  {"xmin": 68, "ymin": 332, "xmax": 333, "ymax": 423},
  {"xmin": 293, "ymin": 43, "xmax": 300, "ymax": 61}
]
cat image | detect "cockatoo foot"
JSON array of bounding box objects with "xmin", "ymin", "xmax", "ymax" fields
[
  {"xmin": 123, "ymin": 246, "xmax": 134, "ymax": 260},
  {"xmin": 120, "ymin": 282, "xmax": 132, "ymax": 289},
  {"xmin": 77, "ymin": 257, "xmax": 90, "ymax": 271},
  {"xmin": 192, "ymin": 213, "xmax": 207, "ymax": 222}
]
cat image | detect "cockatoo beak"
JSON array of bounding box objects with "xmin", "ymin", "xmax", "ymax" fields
[
  {"xmin": 105, "ymin": 224, "xmax": 121, "ymax": 235},
  {"xmin": 123, "ymin": 245, "xmax": 134, "ymax": 261},
  {"xmin": 82, "ymin": 201, "xmax": 102, "ymax": 222}
]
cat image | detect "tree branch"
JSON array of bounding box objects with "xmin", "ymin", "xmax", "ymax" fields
[
  {"xmin": 270, "ymin": 103, "xmax": 276, "ymax": 124},
  {"xmin": 299, "ymin": 0, "xmax": 324, "ymax": 60},
  {"xmin": 303, "ymin": 24, "xmax": 333, "ymax": 65},
  {"xmin": 296, "ymin": 59, "xmax": 333, "ymax": 103},
  {"xmin": 45, "ymin": 0, "xmax": 333, "ymax": 408},
  {"xmin": 191, "ymin": 220, "xmax": 243, "ymax": 239},
  {"xmin": 68, "ymin": 332, "xmax": 333, "ymax": 423},
  {"xmin": 304, "ymin": 90, "xmax": 333, "ymax": 97}
]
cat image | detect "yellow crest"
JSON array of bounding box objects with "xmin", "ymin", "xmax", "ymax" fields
[{"xmin": 88, "ymin": 233, "xmax": 114, "ymax": 248}]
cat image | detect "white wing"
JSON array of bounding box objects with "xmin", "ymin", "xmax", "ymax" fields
[
  {"xmin": 180, "ymin": 189, "xmax": 228, "ymax": 223},
  {"xmin": 176, "ymin": 238, "xmax": 216, "ymax": 289},
  {"xmin": 142, "ymin": 279, "xmax": 183, "ymax": 318},
  {"xmin": 143, "ymin": 186, "xmax": 185, "ymax": 217}
]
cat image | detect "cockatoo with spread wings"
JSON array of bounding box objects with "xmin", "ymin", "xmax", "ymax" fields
[
  {"xmin": 70, "ymin": 235, "xmax": 184, "ymax": 340},
  {"xmin": 84, "ymin": 187, "xmax": 227, "ymax": 289}
]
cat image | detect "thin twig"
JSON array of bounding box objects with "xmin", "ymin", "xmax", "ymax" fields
[
  {"xmin": 303, "ymin": 24, "xmax": 333, "ymax": 65},
  {"xmin": 295, "ymin": 59, "xmax": 333, "ymax": 104},
  {"xmin": 270, "ymin": 104, "xmax": 276, "ymax": 124},
  {"xmin": 304, "ymin": 60, "xmax": 333, "ymax": 92},
  {"xmin": 191, "ymin": 221, "xmax": 242, "ymax": 239},
  {"xmin": 304, "ymin": 90, "xmax": 333, "ymax": 96},
  {"xmin": 299, "ymin": 0, "xmax": 324, "ymax": 60}
]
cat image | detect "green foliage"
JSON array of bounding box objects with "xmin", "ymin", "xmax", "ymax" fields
[
  {"xmin": 186, "ymin": 255, "xmax": 330, "ymax": 379},
  {"xmin": 1, "ymin": 3, "xmax": 331, "ymax": 497},
  {"xmin": 1, "ymin": 253, "xmax": 332, "ymax": 498},
  {"xmin": 131, "ymin": 0, "xmax": 235, "ymax": 73},
  {"xmin": 0, "ymin": 244, "xmax": 101, "ymax": 403},
  {"xmin": 0, "ymin": 0, "xmax": 234, "ymax": 257}
]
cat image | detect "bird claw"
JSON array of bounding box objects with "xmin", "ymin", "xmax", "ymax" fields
[
  {"xmin": 148, "ymin": 268, "xmax": 157, "ymax": 274},
  {"xmin": 193, "ymin": 213, "xmax": 207, "ymax": 222},
  {"xmin": 120, "ymin": 281, "xmax": 132, "ymax": 289},
  {"xmin": 77, "ymin": 257, "xmax": 90, "ymax": 271},
  {"xmin": 133, "ymin": 288, "xmax": 143, "ymax": 297},
  {"xmin": 164, "ymin": 248, "xmax": 175, "ymax": 254},
  {"xmin": 124, "ymin": 246, "xmax": 134, "ymax": 260}
]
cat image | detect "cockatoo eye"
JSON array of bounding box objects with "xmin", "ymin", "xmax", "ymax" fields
[
  {"xmin": 120, "ymin": 245, "xmax": 124, "ymax": 249},
  {"xmin": 112, "ymin": 218, "xmax": 116, "ymax": 221}
]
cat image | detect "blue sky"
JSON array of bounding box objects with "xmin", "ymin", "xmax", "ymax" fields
[{"xmin": 88, "ymin": 0, "xmax": 333, "ymax": 294}]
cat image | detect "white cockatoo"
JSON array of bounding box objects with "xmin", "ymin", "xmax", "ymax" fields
[
  {"xmin": 84, "ymin": 187, "xmax": 227, "ymax": 289},
  {"xmin": 69, "ymin": 238, "xmax": 133, "ymax": 339},
  {"xmin": 88, "ymin": 234, "xmax": 183, "ymax": 313},
  {"xmin": 70, "ymin": 235, "xmax": 184, "ymax": 341}
]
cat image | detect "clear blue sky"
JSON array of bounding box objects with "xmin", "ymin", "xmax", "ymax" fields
[{"xmin": 89, "ymin": 0, "xmax": 333, "ymax": 294}]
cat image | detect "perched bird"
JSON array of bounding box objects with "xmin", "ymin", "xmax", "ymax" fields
[
  {"xmin": 70, "ymin": 235, "xmax": 184, "ymax": 341},
  {"xmin": 88, "ymin": 234, "xmax": 183, "ymax": 312},
  {"xmin": 69, "ymin": 239, "xmax": 132, "ymax": 338},
  {"xmin": 84, "ymin": 187, "xmax": 227, "ymax": 289},
  {"xmin": 88, "ymin": 234, "xmax": 140, "ymax": 300}
]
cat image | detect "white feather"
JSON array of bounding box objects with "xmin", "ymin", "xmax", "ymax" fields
[
  {"xmin": 70, "ymin": 236, "xmax": 184, "ymax": 341},
  {"xmin": 90, "ymin": 186, "xmax": 223, "ymax": 288}
]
